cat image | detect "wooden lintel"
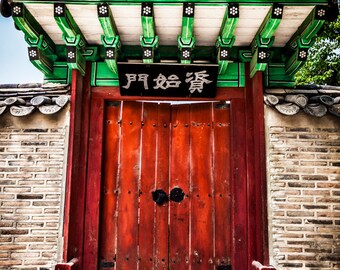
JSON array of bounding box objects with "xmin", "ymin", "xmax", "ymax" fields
[{"xmin": 91, "ymin": 86, "xmax": 244, "ymax": 100}]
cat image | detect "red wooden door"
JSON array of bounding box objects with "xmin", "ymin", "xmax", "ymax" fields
[{"xmin": 99, "ymin": 101, "xmax": 231, "ymax": 270}]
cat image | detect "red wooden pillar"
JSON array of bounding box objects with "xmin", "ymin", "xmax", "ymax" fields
[
  {"xmin": 62, "ymin": 64, "xmax": 92, "ymax": 269},
  {"xmin": 230, "ymin": 98, "xmax": 248, "ymax": 270},
  {"xmin": 244, "ymin": 65, "xmax": 268, "ymax": 267},
  {"xmin": 230, "ymin": 65, "xmax": 269, "ymax": 270}
]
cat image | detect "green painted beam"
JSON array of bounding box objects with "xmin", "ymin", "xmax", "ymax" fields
[
  {"xmin": 265, "ymin": 63, "xmax": 295, "ymax": 88},
  {"xmin": 44, "ymin": 62, "xmax": 72, "ymax": 84},
  {"xmin": 140, "ymin": 2, "xmax": 158, "ymax": 63},
  {"xmin": 11, "ymin": 3, "xmax": 56, "ymax": 56},
  {"xmin": 98, "ymin": 3, "xmax": 118, "ymax": 39},
  {"xmin": 249, "ymin": 4, "xmax": 283, "ymax": 78},
  {"xmin": 54, "ymin": 3, "xmax": 86, "ymax": 47},
  {"xmin": 217, "ymin": 63, "xmax": 245, "ymax": 87},
  {"xmin": 219, "ymin": 3, "xmax": 239, "ymax": 41},
  {"xmin": 28, "ymin": 47, "xmax": 54, "ymax": 75},
  {"xmin": 285, "ymin": 48, "xmax": 308, "ymax": 75},
  {"xmin": 178, "ymin": 2, "xmax": 196, "ymax": 64},
  {"xmin": 11, "ymin": 3, "xmax": 56, "ymax": 76},
  {"xmin": 285, "ymin": 5, "xmax": 327, "ymax": 76},
  {"xmin": 286, "ymin": 5, "xmax": 327, "ymax": 49},
  {"xmin": 66, "ymin": 46, "xmax": 86, "ymax": 76},
  {"xmin": 97, "ymin": 3, "xmax": 121, "ymax": 73},
  {"xmin": 54, "ymin": 3, "xmax": 87, "ymax": 75},
  {"xmin": 258, "ymin": 4, "xmax": 284, "ymax": 41},
  {"xmin": 14, "ymin": 1, "xmax": 329, "ymax": 4},
  {"xmin": 217, "ymin": 3, "xmax": 239, "ymax": 74},
  {"xmin": 250, "ymin": 48, "xmax": 269, "ymax": 78}
]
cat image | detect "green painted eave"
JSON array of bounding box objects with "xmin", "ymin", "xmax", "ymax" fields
[
  {"xmin": 14, "ymin": 0, "xmax": 329, "ymax": 4},
  {"xmin": 8, "ymin": 0, "xmax": 332, "ymax": 89}
]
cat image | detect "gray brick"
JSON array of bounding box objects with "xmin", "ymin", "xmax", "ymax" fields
[
  {"xmin": 267, "ymin": 116, "xmax": 340, "ymax": 270},
  {"xmin": 0, "ymin": 126, "xmax": 66, "ymax": 269}
]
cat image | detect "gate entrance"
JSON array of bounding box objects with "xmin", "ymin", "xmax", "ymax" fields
[{"xmin": 99, "ymin": 101, "xmax": 231, "ymax": 270}]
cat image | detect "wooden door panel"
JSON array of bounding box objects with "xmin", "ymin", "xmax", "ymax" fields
[
  {"xmin": 100, "ymin": 102, "xmax": 121, "ymax": 266},
  {"xmin": 213, "ymin": 103, "xmax": 232, "ymax": 266},
  {"xmin": 154, "ymin": 103, "xmax": 171, "ymax": 269},
  {"xmin": 100, "ymin": 101, "xmax": 231, "ymax": 270},
  {"xmin": 189, "ymin": 103, "xmax": 214, "ymax": 269},
  {"xmin": 169, "ymin": 105, "xmax": 191, "ymax": 269},
  {"xmin": 139, "ymin": 103, "xmax": 159, "ymax": 270},
  {"xmin": 116, "ymin": 102, "xmax": 142, "ymax": 269}
]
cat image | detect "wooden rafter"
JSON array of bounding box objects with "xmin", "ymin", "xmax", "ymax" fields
[
  {"xmin": 217, "ymin": 3, "xmax": 239, "ymax": 74},
  {"xmin": 54, "ymin": 3, "xmax": 87, "ymax": 75},
  {"xmin": 285, "ymin": 5, "xmax": 327, "ymax": 75},
  {"xmin": 250, "ymin": 3, "xmax": 283, "ymax": 78},
  {"xmin": 11, "ymin": 2, "xmax": 56, "ymax": 75},
  {"xmin": 140, "ymin": 2, "xmax": 158, "ymax": 63},
  {"xmin": 7, "ymin": 0, "xmax": 333, "ymax": 87},
  {"xmin": 97, "ymin": 3, "xmax": 121, "ymax": 74},
  {"xmin": 178, "ymin": 3, "xmax": 195, "ymax": 64}
]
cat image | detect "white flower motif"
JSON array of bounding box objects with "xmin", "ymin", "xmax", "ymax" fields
[
  {"xmin": 274, "ymin": 7, "xmax": 283, "ymax": 16},
  {"xmin": 182, "ymin": 50, "xmax": 191, "ymax": 59},
  {"xmin": 55, "ymin": 5, "xmax": 64, "ymax": 15},
  {"xmin": 143, "ymin": 6, "xmax": 152, "ymax": 15},
  {"xmin": 185, "ymin": 7, "xmax": 194, "ymax": 15},
  {"xmin": 13, "ymin": 6, "xmax": 21, "ymax": 15},
  {"xmin": 99, "ymin": 6, "xmax": 108, "ymax": 15},
  {"xmin": 259, "ymin": 51, "xmax": 267, "ymax": 60},
  {"xmin": 29, "ymin": 50, "xmax": 37, "ymax": 58},
  {"xmin": 144, "ymin": 49, "xmax": 152, "ymax": 58},
  {"xmin": 229, "ymin": 6, "xmax": 238, "ymax": 16},
  {"xmin": 317, "ymin": 9, "xmax": 326, "ymax": 17},
  {"xmin": 221, "ymin": 50, "xmax": 228, "ymax": 58},
  {"xmin": 68, "ymin": 51, "xmax": 75, "ymax": 59},
  {"xmin": 299, "ymin": 51, "xmax": 307, "ymax": 59},
  {"xmin": 106, "ymin": 50, "xmax": 114, "ymax": 58}
]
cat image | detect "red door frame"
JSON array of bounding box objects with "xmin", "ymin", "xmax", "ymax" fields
[{"xmin": 58, "ymin": 63, "xmax": 268, "ymax": 270}]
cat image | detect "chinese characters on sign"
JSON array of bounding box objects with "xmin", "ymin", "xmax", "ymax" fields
[{"xmin": 118, "ymin": 63, "xmax": 218, "ymax": 97}]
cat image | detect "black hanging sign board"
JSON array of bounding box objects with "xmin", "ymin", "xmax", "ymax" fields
[{"xmin": 118, "ymin": 63, "xmax": 218, "ymax": 98}]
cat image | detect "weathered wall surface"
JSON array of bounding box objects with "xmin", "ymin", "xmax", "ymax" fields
[
  {"xmin": 265, "ymin": 107, "xmax": 340, "ymax": 270},
  {"xmin": 0, "ymin": 109, "xmax": 69, "ymax": 270}
]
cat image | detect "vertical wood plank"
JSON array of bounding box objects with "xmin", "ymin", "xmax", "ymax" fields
[
  {"xmin": 189, "ymin": 103, "xmax": 214, "ymax": 270},
  {"xmin": 99, "ymin": 102, "xmax": 121, "ymax": 266},
  {"xmin": 64, "ymin": 69, "xmax": 85, "ymax": 263},
  {"xmin": 169, "ymin": 105, "xmax": 190, "ymax": 270},
  {"xmin": 251, "ymin": 71, "xmax": 267, "ymax": 264},
  {"xmin": 116, "ymin": 102, "xmax": 142, "ymax": 269},
  {"xmin": 213, "ymin": 103, "xmax": 232, "ymax": 267},
  {"xmin": 245, "ymin": 66, "xmax": 257, "ymax": 268},
  {"xmin": 139, "ymin": 103, "xmax": 158, "ymax": 270},
  {"xmin": 154, "ymin": 103, "xmax": 170, "ymax": 270},
  {"xmin": 83, "ymin": 97, "xmax": 105, "ymax": 269},
  {"xmin": 230, "ymin": 99, "xmax": 248, "ymax": 270}
]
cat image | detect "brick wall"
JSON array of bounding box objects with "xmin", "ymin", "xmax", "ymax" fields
[
  {"xmin": 265, "ymin": 107, "xmax": 340, "ymax": 270},
  {"xmin": 0, "ymin": 111, "xmax": 69, "ymax": 270}
]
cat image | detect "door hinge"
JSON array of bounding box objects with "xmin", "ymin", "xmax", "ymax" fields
[
  {"xmin": 107, "ymin": 101, "xmax": 120, "ymax": 107},
  {"xmin": 100, "ymin": 261, "xmax": 115, "ymax": 268},
  {"xmin": 217, "ymin": 265, "xmax": 231, "ymax": 270}
]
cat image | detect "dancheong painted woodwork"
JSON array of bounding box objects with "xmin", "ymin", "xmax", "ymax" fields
[{"xmin": 1, "ymin": 0, "xmax": 337, "ymax": 89}]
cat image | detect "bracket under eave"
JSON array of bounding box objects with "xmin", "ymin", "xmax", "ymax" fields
[
  {"xmin": 216, "ymin": 3, "xmax": 239, "ymax": 74},
  {"xmin": 285, "ymin": 5, "xmax": 327, "ymax": 76},
  {"xmin": 97, "ymin": 3, "xmax": 121, "ymax": 74},
  {"xmin": 12, "ymin": 2, "xmax": 56, "ymax": 76},
  {"xmin": 140, "ymin": 2, "xmax": 158, "ymax": 63},
  {"xmin": 178, "ymin": 2, "xmax": 196, "ymax": 64},
  {"xmin": 54, "ymin": 3, "xmax": 87, "ymax": 76},
  {"xmin": 250, "ymin": 3, "xmax": 284, "ymax": 78}
]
